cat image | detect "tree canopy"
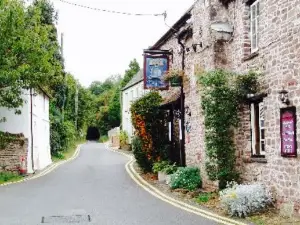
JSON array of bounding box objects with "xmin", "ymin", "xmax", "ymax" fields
[
  {"xmin": 0, "ymin": 0, "xmax": 141, "ymax": 157},
  {"xmin": 0, "ymin": 0, "xmax": 62, "ymax": 109}
]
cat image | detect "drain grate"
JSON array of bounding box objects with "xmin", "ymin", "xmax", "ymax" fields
[{"xmin": 41, "ymin": 215, "xmax": 91, "ymax": 223}]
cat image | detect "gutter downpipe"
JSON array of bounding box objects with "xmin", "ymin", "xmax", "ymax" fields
[
  {"xmin": 177, "ymin": 37, "xmax": 186, "ymax": 167},
  {"xmin": 30, "ymin": 88, "xmax": 35, "ymax": 173}
]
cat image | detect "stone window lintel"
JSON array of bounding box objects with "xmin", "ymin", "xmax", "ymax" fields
[{"xmin": 242, "ymin": 156, "xmax": 267, "ymax": 163}]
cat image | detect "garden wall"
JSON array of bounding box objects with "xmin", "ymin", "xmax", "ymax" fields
[{"xmin": 0, "ymin": 133, "xmax": 28, "ymax": 172}]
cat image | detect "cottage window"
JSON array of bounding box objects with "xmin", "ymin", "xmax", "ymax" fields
[
  {"xmin": 250, "ymin": 101, "xmax": 265, "ymax": 156},
  {"xmin": 124, "ymin": 92, "xmax": 128, "ymax": 112},
  {"xmin": 250, "ymin": 0, "xmax": 259, "ymax": 52}
]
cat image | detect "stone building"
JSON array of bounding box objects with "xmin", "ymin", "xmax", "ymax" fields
[{"xmin": 150, "ymin": 0, "xmax": 300, "ymax": 212}]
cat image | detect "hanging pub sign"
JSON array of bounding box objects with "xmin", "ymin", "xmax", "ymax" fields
[
  {"xmin": 144, "ymin": 55, "xmax": 169, "ymax": 90},
  {"xmin": 280, "ymin": 106, "xmax": 297, "ymax": 157}
]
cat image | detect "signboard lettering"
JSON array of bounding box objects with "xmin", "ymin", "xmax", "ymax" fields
[{"xmin": 280, "ymin": 107, "xmax": 297, "ymax": 157}]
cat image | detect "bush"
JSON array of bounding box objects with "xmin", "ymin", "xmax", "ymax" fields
[
  {"xmin": 131, "ymin": 92, "xmax": 170, "ymax": 170},
  {"xmin": 170, "ymin": 167, "xmax": 202, "ymax": 191},
  {"xmin": 163, "ymin": 163, "xmax": 177, "ymax": 175},
  {"xmin": 119, "ymin": 130, "xmax": 129, "ymax": 147},
  {"xmin": 99, "ymin": 135, "xmax": 108, "ymax": 143},
  {"xmin": 132, "ymin": 136, "xmax": 152, "ymax": 172},
  {"xmin": 197, "ymin": 193, "xmax": 213, "ymax": 203},
  {"xmin": 50, "ymin": 119, "xmax": 76, "ymax": 155},
  {"xmin": 220, "ymin": 182, "xmax": 272, "ymax": 217},
  {"xmin": 152, "ymin": 161, "xmax": 169, "ymax": 173},
  {"xmin": 0, "ymin": 172, "xmax": 22, "ymax": 183}
]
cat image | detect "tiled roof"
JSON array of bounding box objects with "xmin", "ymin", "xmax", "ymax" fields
[{"xmin": 160, "ymin": 87, "xmax": 181, "ymax": 106}]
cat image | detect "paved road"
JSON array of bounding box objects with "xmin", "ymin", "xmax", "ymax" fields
[{"xmin": 0, "ymin": 142, "xmax": 217, "ymax": 225}]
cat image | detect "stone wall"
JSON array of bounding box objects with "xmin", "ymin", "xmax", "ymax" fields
[
  {"xmin": 108, "ymin": 127, "xmax": 120, "ymax": 148},
  {"xmin": 155, "ymin": 0, "xmax": 300, "ymax": 211},
  {"xmin": 0, "ymin": 134, "xmax": 28, "ymax": 172}
]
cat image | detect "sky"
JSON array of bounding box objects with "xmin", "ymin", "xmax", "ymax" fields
[{"xmin": 50, "ymin": 0, "xmax": 195, "ymax": 87}]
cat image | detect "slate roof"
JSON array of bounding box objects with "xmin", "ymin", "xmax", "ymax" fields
[
  {"xmin": 160, "ymin": 87, "xmax": 181, "ymax": 106},
  {"xmin": 122, "ymin": 69, "xmax": 144, "ymax": 91}
]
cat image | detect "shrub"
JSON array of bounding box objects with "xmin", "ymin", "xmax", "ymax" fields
[
  {"xmin": 99, "ymin": 135, "xmax": 108, "ymax": 143},
  {"xmin": 197, "ymin": 193, "xmax": 213, "ymax": 203},
  {"xmin": 130, "ymin": 92, "xmax": 170, "ymax": 172},
  {"xmin": 220, "ymin": 182, "xmax": 272, "ymax": 217},
  {"xmin": 119, "ymin": 130, "xmax": 129, "ymax": 147},
  {"xmin": 0, "ymin": 172, "xmax": 22, "ymax": 183},
  {"xmin": 170, "ymin": 167, "xmax": 202, "ymax": 191},
  {"xmin": 152, "ymin": 161, "xmax": 169, "ymax": 173},
  {"xmin": 50, "ymin": 119, "xmax": 76, "ymax": 155},
  {"xmin": 163, "ymin": 163, "xmax": 177, "ymax": 175},
  {"xmin": 132, "ymin": 136, "xmax": 152, "ymax": 172}
]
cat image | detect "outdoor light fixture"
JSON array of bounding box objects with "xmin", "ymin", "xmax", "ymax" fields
[
  {"xmin": 192, "ymin": 43, "xmax": 202, "ymax": 52},
  {"xmin": 279, "ymin": 87, "xmax": 290, "ymax": 105}
]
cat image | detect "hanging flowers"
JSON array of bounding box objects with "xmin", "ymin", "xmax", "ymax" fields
[{"xmin": 162, "ymin": 69, "xmax": 185, "ymax": 87}]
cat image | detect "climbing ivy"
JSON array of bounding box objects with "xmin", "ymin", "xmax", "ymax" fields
[{"xmin": 198, "ymin": 69, "xmax": 259, "ymax": 189}]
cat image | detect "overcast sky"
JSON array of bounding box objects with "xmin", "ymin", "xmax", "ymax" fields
[{"xmin": 50, "ymin": 0, "xmax": 195, "ymax": 87}]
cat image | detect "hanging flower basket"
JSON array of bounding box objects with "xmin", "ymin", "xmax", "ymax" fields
[
  {"xmin": 163, "ymin": 69, "xmax": 185, "ymax": 87},
  {"xmin": 169, "ymin": 76, "xmax": 182, "ymax": 87}
]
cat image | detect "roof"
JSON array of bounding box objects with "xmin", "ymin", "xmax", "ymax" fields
[
  {"xmin": 150, "ymin": 4, "xmax": 194, "ymax": 49},
  {"xmin": 160, "ymin": 88, "xmax": 181, "ymax": 106},
  {"xmin": 122, "ymin": 69, "xmax": 144, "ymax": 91},
  {"xmin": 37, "ymin": 85, "xmax": 52, "ymax": 99}
]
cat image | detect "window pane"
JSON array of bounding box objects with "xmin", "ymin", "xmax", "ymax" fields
[
  {"xmin": 261, "ymin": 141, "xmax": 265, "ymax": 152},
  {"xmin": 261, "ymin": 129, "xmax": 265, "ymax": 139},
  {"xmin": 260, "ymin": 119, "xmax": 264, "ymax": 127},
  {"xmin": 256, "ymin": 2, "xmax": 259, "ymax": 16},
  {"xmin": 252, "ymin": 34, "xmax": 257, "ymax": 50}
]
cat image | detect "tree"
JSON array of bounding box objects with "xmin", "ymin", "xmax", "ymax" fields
[
  {"xmin": 0, "ymin": 0, "xmax": 62, "ymax": 109},
  {"xmin": 120, "ymin": 59, "xmax": 140, "ymax": 88}
]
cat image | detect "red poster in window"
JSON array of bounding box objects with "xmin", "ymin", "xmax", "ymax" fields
[{"xmin": 280, "ymin": 107, "xmax": 297, "ymax": 157}]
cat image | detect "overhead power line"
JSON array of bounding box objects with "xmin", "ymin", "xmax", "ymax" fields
[{"xmin": 56, "ymin": 0, "xmax": 165, "ymax": 17}]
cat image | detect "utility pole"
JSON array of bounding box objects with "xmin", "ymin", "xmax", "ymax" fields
[
  {"xmin": 75, "ymin": 80, "xmax": 79, "ymax": 130},
  {"xmin": 61, "ymin": 32, "xmax": 66, "ymax": 122}
]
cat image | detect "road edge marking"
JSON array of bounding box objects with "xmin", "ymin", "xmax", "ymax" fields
[
  {"xmin": 105, "ymin": 145, "xmax": 248, "ymax": 225},
  {"xmin": 0, "ymin": 144, "xmax": 83, "ymax": 187}
]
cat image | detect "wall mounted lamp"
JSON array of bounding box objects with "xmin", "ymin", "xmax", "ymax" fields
[{"xmin": 279, "ymin": 87, "xmax": 290, "ymax": 105}]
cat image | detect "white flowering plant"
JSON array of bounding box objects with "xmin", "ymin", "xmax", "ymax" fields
[{"xmin": 219, "ymin": 182, "xmax": 273, "ymax": 217}]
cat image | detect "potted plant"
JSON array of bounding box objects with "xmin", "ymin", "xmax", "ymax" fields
[
  {"xmin": 163, "ymin": 163, "xmax": 178, "ymax": 184},
  {"xmin": 163, "ymin": 69, "xmax": 184, "ymax": 87},
  {"xmin": 152, "ymin": 161, "xmax": 178, "ymax": 183}
]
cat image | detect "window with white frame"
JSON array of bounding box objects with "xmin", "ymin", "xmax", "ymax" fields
[
  {"xmin": 250, "ymin": 0, "xmax": 259, "ymax": 52},
  {"xmin": 124, "ymin": 92, "xmax": 128, "ymax": 112},
  {"xmin": 250, "ymin": 101, "xmax": 265, "ymax": 156}
]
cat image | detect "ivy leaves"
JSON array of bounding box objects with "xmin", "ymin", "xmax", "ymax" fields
[{"xmin": 198, "ymin": 69, "xmax": 259, "ymax": 189}]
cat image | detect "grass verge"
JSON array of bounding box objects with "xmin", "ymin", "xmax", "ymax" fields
[
  {"xmin": 0, "ymin": 171, "xmax": 23, "ymax": 185},
  {"xmin": 52, "ymin": 139, "xmax": 86, "ymax": 162}
]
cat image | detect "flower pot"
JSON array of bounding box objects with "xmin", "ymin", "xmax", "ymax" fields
[
  {"xmin": 165, "ymin": 174, "xmax": 171, "ymax": 185},
  {"xmin": 169, "ymin": 77, "xmax": 182, "ymax": 87},
  {"xmin": 158, "ymin": 171, "xmax": 167, "ymax": 183}
]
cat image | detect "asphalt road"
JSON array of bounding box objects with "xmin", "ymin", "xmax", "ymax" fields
[{"xmin": 0, "ymin": 142, "xmax": 218, "ymax": 225}]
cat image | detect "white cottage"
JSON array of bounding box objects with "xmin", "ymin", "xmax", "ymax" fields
[
  {"xmin": 121, "ymin": 70, "xmax": 148, "ymax": 143},
  {"xmin": 0, "ymin": 88, "xmax": 52, "ymax": 173}
]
